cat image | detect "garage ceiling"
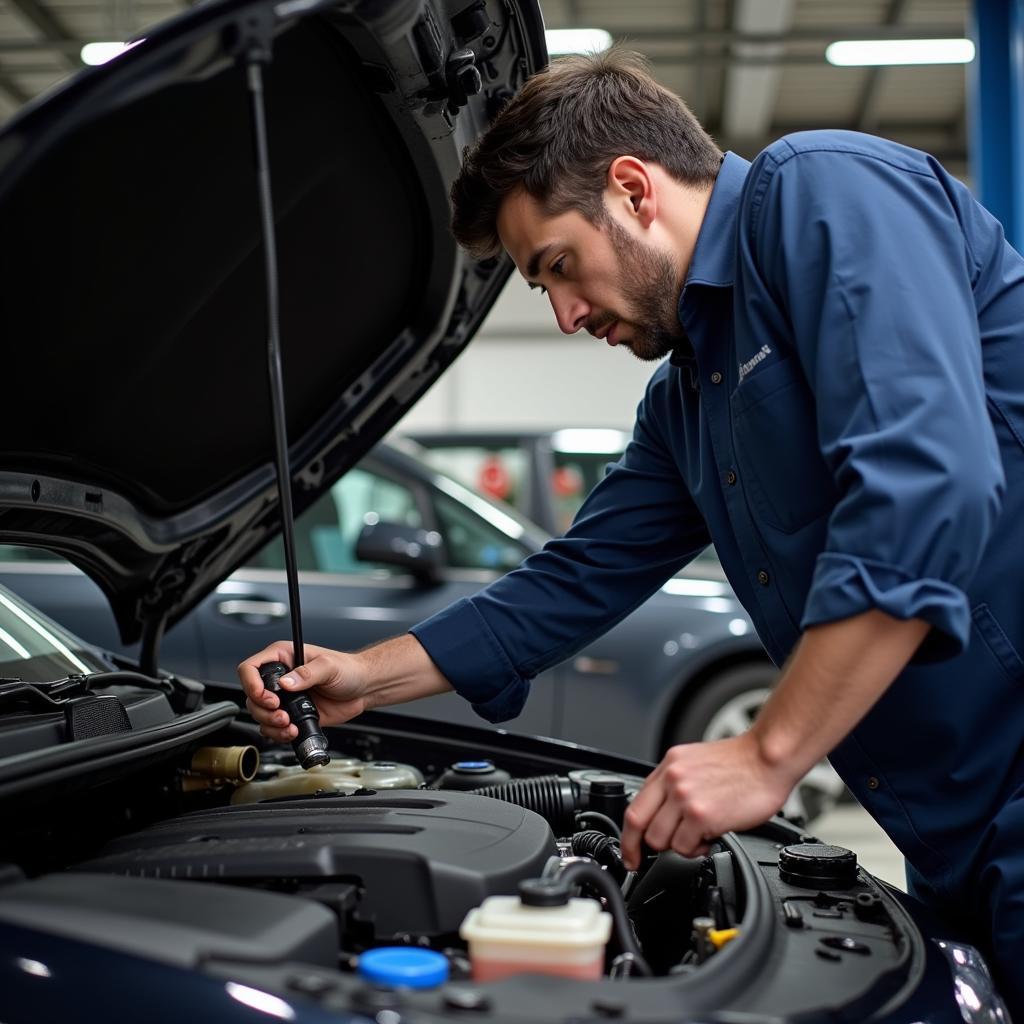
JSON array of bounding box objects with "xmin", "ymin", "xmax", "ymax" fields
[{"xmin": 0, "ymin": 0, "xmax": 971, "ymax": 176}]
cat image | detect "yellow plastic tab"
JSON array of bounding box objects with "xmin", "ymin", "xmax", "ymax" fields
[{"xmin": 708, "ymin": 928, "xmax": 739, "ymax": 950}]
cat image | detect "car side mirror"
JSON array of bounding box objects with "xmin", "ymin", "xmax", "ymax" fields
[{"xmin": 355, "ymin": 520, "xmax": 444, "ymax": 583}]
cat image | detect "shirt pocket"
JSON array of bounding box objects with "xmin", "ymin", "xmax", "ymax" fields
[
  {"xmin": 971, "ymin": 603, "xmax": 1024, "ymax": 682},
  {"xmin": 730, "ymin": 356, "xmax": 836, "ymax": 534}
]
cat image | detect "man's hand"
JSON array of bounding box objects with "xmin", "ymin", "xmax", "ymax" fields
[
  {"xmin": 620, "ymin": 611, "xmax": 931, "ymax": 870},
  {"xmin": 238, "ymin": 641, "xmax": 372, "ymax": 742},
  {"xmin": 620, "ymin": 733, "xmax": 795, "ymax": 868},
  {"xmin": 237, "ymin": 633, "xmax": 454, "ymax": 742}
]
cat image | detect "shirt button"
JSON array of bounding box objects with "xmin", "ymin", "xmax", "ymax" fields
[
  {"xmin": 757, "ymin": 570, "xmax": 770, "ymax": 586},
  {"xmin": 710, "ymin": 371, "xmax": 723, "ymax": 385},
  {"xmin": 867, "ymin": 777, "xmax": 879, "ymax": 791},
  {"xmin": 726, "ymin": 469, "xmax": 737, "ymax": 486}
]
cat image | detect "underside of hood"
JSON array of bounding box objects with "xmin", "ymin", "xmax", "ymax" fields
[{"xmin": 0, "ymin": 0, "xmax": 546, "ymax": 648}]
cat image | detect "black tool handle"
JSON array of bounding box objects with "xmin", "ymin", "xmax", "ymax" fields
[{"xmin": 259, "ymin": 661, "xmax": 329, "ymax": 769}]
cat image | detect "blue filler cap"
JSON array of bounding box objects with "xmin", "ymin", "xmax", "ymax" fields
[
  {"xmin": 454, "ymin": 760, "xmax": 493, "ymax": 771},
  {"xmin": 358, "ymin": 948, "xmax": 450, "ymax": 989}
]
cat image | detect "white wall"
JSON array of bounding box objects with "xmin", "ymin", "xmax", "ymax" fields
[{"xmin": 395, "ymin": 275, "xmax": 662, "ymax": 433}]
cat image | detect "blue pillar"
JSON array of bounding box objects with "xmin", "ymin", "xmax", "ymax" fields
[{"xmin": 970, "ymin": 0, "xmax": 1024, "ymax": 250}]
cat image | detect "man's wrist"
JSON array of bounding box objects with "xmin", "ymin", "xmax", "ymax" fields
[
  {"xmin": 356, "ymin": 633, "xmax": 452, "ymax": 708},
  {"xmin": 744, "ymin": 723, "xmax": 806, "ymax": 790}
]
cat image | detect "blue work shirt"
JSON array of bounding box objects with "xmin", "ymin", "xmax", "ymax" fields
[{"xmin": 413, "ymin": 131, "xmax": 1024, "ymax": 893}]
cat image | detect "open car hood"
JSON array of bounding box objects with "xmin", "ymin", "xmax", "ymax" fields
[{"xmin": 0, "ymin": 0, "xmax": 546, "ymax": 645}]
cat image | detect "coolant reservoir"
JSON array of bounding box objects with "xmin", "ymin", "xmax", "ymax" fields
[
  {"xmin": 231, "ymin": 758, "xmax": 424, "ymax": 804},
  {"xmin": 460, "ymin": 880, "xmax": 612, "ymax": 981}
]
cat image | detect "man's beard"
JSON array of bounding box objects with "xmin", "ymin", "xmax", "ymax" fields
[{"xmin": 597, "ymin": 217, "xmax": 686, "ymax": 362}]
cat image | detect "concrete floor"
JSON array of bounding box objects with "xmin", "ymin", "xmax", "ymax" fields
[{"xmin": 814, "ymin": 803, "xmax": 907, "ymax": 890}]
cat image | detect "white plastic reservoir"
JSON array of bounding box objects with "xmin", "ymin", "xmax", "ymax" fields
[{"xmin": 460, "ymin": 894, "xmax": 612, "ymax": 981}]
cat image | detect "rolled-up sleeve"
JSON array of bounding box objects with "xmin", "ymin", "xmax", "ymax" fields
[
  {"xmin": 411, "ymin": 366, "xmax": 711, "ymax": 721},
  {"xmin": 747, "ymin": 145, "xmax": 1005, "ymax": 659}
]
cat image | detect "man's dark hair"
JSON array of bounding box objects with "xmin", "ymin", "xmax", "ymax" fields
[{"xmin": 450, "ymin": 48, "xmax": 723, "ymax": 259}]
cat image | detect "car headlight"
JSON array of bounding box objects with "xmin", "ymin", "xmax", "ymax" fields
[{"xmin": 935, "ymin": 940, "xmax": 1011, "ymax": 1023}]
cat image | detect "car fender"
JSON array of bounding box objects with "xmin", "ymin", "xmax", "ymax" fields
[{"xmin": 558, "ymin": 594, "xmax": 769, "ymax": 760}]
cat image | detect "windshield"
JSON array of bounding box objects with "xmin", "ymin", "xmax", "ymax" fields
[{"xmin": 0, "ymin": 584, "xmax": 108, "ymax": 681}]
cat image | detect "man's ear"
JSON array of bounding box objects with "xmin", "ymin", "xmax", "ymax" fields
[{"xmin": 606, "ymin": 156, "xmax": 656, "ymax": 229}]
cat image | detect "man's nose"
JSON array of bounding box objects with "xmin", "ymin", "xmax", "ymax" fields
[{"xmin": 550, "ymin": 292, "xmax": 589, "ymax": 335}]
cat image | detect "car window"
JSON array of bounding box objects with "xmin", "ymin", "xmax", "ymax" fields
[
  {"xmin": 551, "ymin": 450, "xmax": 622, "ymax": 533},
  {"xmin": 432, "ymin": 492, "xmax": 528, "ymax": 572},
  {"xmin": 0, "ymin": 584, "xmax": 107, "ymax": 681},
  {"xmin": 547, "ymin": 454, "xmax": 724, "ymax": 573},
  {"xmin": 0, "ymin": 545, "xmax": 63, "ymax": 562},
  {"xmin": 419, "ymin": 446, "xmax": 530, "ymax": 514},
  {"xmin": 249, "ymin": 467, "xmax": 422, "ymax": 575}
]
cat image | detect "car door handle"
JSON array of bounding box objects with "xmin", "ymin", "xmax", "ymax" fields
[{"xmin": 216, "ymin": 599, "xmax": 288, "ymax": 624}]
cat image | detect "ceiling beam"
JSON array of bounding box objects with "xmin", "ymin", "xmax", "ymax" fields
[
  {"xmin": 0, "ymin": 63, "xmax": 68, "ymax": 76},
  {"xmin": 725, "ymin": 118, "xmax": 967, "ymax": 137},
  {"xmin": 0, "ymin": 22, "xmax": 968, "ymax": 58},
  {"xmin": 622, "ymin": 54, "xmax": 869, "ymax": 68},
  {"xmin": 7, "ymin": 0, "xmax": 82, "ymax": 71},
  {"xmin": 0, "ymin": 45, "xmax": 961, "ymax": 72},
  {"xmin": 855, "ymin": 0, "xmax": 910, "ymax": 131},
  {"xmin": 721, "ymin": 0, "xmax": 797, "ymax": 139},
  {"xmin": 0, "ymin": 69, "xmax": 32, "ymax": 107},
  {"xmin": 715, "ymin": 121, "xmax": 967, "ymax": 162},
  {"xmin": 692, "ymin": 0, "xmax": 709, "ymax": 122},
  {"xmin": 606, "ymin": 25, "xmax": 964, "ymax": 45},
  {"xmin": 948, "ymin": 101, "xmax": 967, "ymax": 149}
]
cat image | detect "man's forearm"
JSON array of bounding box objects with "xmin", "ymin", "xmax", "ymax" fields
[
  {"xmin": 240, "ymin": 633, "xmax": 455, "ymax": 737},
  {"xmin": 359, "ymin": 633, "xmax": 454, "ymax": 709},
  {"xmin": 751, "ymin": 609, "xmax": 930, "ymax": 780}
]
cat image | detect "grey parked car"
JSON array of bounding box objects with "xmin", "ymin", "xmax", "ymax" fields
[
  {"xmin": 408, "ymin": 426, "xmax": 634, "ymax": 535},
  {"xmin": 0, "ymin": 439, "xmax": 842, "ymax": 822}
]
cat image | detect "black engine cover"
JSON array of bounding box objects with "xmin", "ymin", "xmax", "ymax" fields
[{"xmin": 77, "ymin": 791, "xmax": 558, "ymax": 938}]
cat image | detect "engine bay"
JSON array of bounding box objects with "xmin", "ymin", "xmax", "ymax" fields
[{"xmin": 0, "ymin": 680, "xmax": 929, "ymax": 1023}]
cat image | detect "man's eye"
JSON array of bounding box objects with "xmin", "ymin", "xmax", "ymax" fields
[{"xmin": 529, "ymin": 257, "xmax": 565, "ymax": 296}]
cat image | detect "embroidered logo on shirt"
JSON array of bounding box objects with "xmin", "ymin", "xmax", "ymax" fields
[{"xmin": 738, "ymin": 344, "xmax": 772, "ymax": 383}]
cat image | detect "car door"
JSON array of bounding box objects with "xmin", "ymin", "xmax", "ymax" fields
[{"xmin": 190, "ymin": 456, "xmax": 557, "ymax": 738}]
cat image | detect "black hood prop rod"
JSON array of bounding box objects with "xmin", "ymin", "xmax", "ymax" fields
[{"xmin": 239, "ymin": 22, "xmax": 329, "ymax": 770}]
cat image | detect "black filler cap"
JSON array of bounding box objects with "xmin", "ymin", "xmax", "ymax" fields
[
  {"xmin": 779, "ymin": 843, "xmax": 858, "ymax": 889},
  {"xmin": 586, "ymin": 775, "xmax": 628, "ymax": 825},
  {"xmin": 518, "ymin": 879, "xmax": 570, "ymax": 907}
]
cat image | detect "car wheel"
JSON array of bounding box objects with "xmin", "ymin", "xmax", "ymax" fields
[{"xmin": 669, "ymin": 664, "xmax": 847, "ymax": 825}]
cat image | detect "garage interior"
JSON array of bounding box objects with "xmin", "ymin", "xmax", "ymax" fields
[{"xmin": 0, "ymin": 0, "xmax": 1019, "ymax": 899}]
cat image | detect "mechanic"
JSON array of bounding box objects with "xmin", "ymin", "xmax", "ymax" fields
[{"xmin": 239, "ymin": 50, "xmax": 1024, "ymax": 1009}]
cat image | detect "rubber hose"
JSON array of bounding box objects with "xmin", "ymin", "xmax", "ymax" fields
[
  {"xmin": 553, "ymin": 860, "xmax": 652, "ymax": 976},
  {"xmin": 571, "ymin": 830, "xmax": 628, "ymax": 884},
  {"xmin": 576, "ymin": 810, "xmax": 622, "ymax": 839},
  {"xmin": 472, "ymin": 775, "xmax": 578, "ymax": 834}
]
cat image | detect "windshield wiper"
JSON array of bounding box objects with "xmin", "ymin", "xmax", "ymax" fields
[{"xmin": 0, "ymin": 670, "xmax": 199, "ymax": 715}]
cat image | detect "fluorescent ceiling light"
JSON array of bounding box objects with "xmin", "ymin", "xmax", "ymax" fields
[
  {"xmin": 825, "ymin": 38, "xmax": 975, "ymax": 66},
  {"xmin": 80, "ymin": 40, "xmax": 141, "ymax": 65},
  {"xmin": 545, "ymin": 29, "xmax": 613, "ymax": 56}
]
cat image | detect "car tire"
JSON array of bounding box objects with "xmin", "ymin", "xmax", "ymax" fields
[{"xmin": 668, "ymin": 663, "xmax": 847, "ymax": 825}]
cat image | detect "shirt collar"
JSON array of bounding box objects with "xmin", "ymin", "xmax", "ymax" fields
[{"xmin": 681, "ymin": 151, "xmax": 751, "ymax": 291}]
